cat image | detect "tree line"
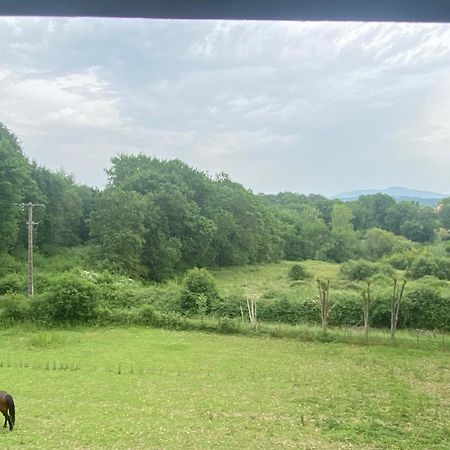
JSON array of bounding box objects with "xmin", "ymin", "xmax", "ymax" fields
[{"xmin": 1, "ymin": 123, "xmax": 449, "ymax": 281}]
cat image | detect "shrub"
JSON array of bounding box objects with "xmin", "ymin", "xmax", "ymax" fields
[
  {"xmin": 0, "ymin": 253, "xmax": 23, "ymax": 278},
  {"xmin": 138, "ymin": 304, "xmax": 162, "ymax": 326},
  {"xmin": 288, "ymin": 264, "xmax": 311, "ymax": 281},
  {"xmin": 180, "ymin": 268, "xmax": 218, "ymax": 314},
  {"xmin": 433, "ymin": 257, "xmax": 450, "ymax": 280},
  {"xmin": 385, "ymin": 252, "xmax": 411, "ymax": 270},
  {"xmin": 329, "ymin": 293, "xmax": 362, "ymax": 326},
  {"xmin": 0, "ymin": 293, "xmax": 31, "ymax": 323},
  {"xmin": 402, "ymin": 288, "xmax": 450, "ymax": 331},
  {"xmin": 36, "ymin": 273, "xmax": 99, "ymax": 323},
  {"xmin": 407, "ymin": 256, "xmax": 450, "ymax": 280},
  {"xmin": 407, "ymin": 257, "xmax": 437, "ymax": 279},
  {"xmin": 0, "ymin": 273, "xmax": 26, "ymax": 295},
  {"xmin": 213, "ymin": 292, "xmax": 246, "ymax": 318},
  {"xmin": 370, "ymin": 295, "xmax": 392, "ymax": 329},
  {"xmin": 257, "ymin": 296, "xmax": 320, "ymax": 325},
  {"xmin": 340, "ymin": 259, "xmax": 393, "ymax": 281}
]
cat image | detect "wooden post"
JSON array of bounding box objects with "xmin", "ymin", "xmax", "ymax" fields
[
  {"xmin": 363, "ymin": 281, "xmax": 371, "ymax": 345},
  {"xmin": 317, "ymin": 279, "xmax": 330, "ymax": 334},
  {"xmin": 390, "ymin": 279, "xmax": 406, "ymax": 340}
]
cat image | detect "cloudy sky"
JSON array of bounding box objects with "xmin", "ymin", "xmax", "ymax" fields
[{"xmin": 1, "ymin": 17, "xmax": 450, "ymax": 196}]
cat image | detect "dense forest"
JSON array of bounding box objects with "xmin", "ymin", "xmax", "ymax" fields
[{"xmin": 1, "ymin": 122, "xmax": 449, "ymax": 280}]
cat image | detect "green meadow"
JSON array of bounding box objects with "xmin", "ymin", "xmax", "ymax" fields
[{"xmin": 1, "ymin": 326, "xmax": 449, "ymax": 449}]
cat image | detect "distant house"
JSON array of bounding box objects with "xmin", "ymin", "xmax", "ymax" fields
[{"xmin": 435, "ymin": 203, "xmax": 444, "ymax": 213}]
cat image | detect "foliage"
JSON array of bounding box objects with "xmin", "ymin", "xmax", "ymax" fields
[
  {"xmin": 89, "ymin": 189, "xmax": 148, "ymax": 277},
  {"xmin": 288, "ymin": 263, "xmax": 311, "ymax": 281},
  {"xmin": 35, "ymin": 272, "xmax": 99, "ymax": 323},
  {"xmin": 180, "ymin": 268, "xmax": 219, "ymax": 314},
  {"xmin": 0, "ymin": 252, "xmax": 24, "ymax": 277},
  {"xmin": 402, "ymin": 288, "xmax": 450, "ymax": 331},
  {"xmin": 362, "ymin": 227, "xmax": 413, "ymax": 260},
  {"xmin": 0, "ymin": 272, "xmax": 26, "ymax": 295},
  {"xmin": 0, "ymin": 123, "xmax": 35, "ymax": 252},
  {"xmin": 328, "ymin": 293, "xmax": 362, "ymax": 326},
  {"xmin": 407, "ymin": 256, "xmax": 450, "ymax": 280},
  {"xmin": 439, "ymin": 197, "xmax": 450, "ymax": 229},
  {"xmin": 0, "ymin": 292, "xmax": 31, "ymax": 322},
  {"xmin": 340, "ymin": 259, "xmax": 393, "ymax": 281},
  {"xmin": 325, "ymin": 203, "xmax": 359, "ymax": 262}
]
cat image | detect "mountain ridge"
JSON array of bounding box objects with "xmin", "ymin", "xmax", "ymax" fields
[
  {"xmin": 335, "ymin": 186, "xmax": 448, "ymax": 207},
  {"xmin": 336, "ymin": 186, "xmax": 447, "ymax": 199}
]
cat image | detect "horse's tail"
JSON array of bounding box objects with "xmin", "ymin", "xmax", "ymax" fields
[{"xmin": 6, "ymin": 394, "xmax": 15, "ymax": 428}]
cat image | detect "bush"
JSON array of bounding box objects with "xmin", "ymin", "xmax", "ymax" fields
[
  {"xmin": 0, "ymin": 273, "xmax": 26, "ymax": 295},
  {"xmin": 407, "ymin": 256, "xmax": 450, "ymax": 280},
  {"xmin": 433, "ymin": 257, "xmax": 450, "ymax": 280},
  {"xmin": 0, "ymin": 293, "xmax": 31, "ymax": 323},
  {"xmin": 180, "ymin": 268, "xmax": 218, "ymax": 314},
  {"xmin": 138, "ymin": 304, "xmax": 162, "ymax": 326},
  {"xmin": 329, "ymin": 293, "xmax": 363, "ymax": 326},
  {"xmin": 288, "ymin": 264, "xmax": 311, "ymax": 281},
  {"xmin": 402, "ymin": 288, "xmax": 450, "ymax": 331},
  {"xmin": 407, "ymin": 257, "xmax": 437, "ymax": 279},
  {"xmin": 257, "ymin": 296, "xmax": 320, "ymax": 325},
  {"xmin": 36, "ymin": 273, "xmax": 99, "ymax": 323},
  {"xmin": 212, "ymin": 292, "xmax": 246, "ymax": 318},
  {"xmin": 340, "ymin": 259, "xmax": 393, "ymax": 281},
  {"xmin": 370, "ymin": 294, "xmax": 392, "ymax": 329},
  {"xmin": 385, "ymin": 252, "xmax": 411, "ymax": 270},
  {"xmin": 0, "ymin": 253, "xmax": 23, "ymax": 278}
]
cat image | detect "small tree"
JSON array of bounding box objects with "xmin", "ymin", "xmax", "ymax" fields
[
  {"xmin": 195, "ymin": 293, "xmax": 208, "ymax": 322},
  {"xmin": 246, "ymin": 295, "xmax": 258, "ymax": 331},
  {"xmin": 391, "ymin": 279, "xmax": 406, "ymax": 340},
  {"xmin": 180, "ymin": 268, "xmax": 218, "ymax": 314},
  {"xmin": 317, "ymin": 279, "xmax": 330, "ymax": 333},
  {"xmin": 288, "ymin": 264, "xmax": 311, "ymax": 281},
  {"xmin": 362, "ymin": 282, "xmax": 371, "ymax": 344}
]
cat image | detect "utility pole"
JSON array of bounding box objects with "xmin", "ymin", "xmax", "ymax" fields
[{"xmin": 21, "ymin": 202, "xmax": 44, "ymax": 297}]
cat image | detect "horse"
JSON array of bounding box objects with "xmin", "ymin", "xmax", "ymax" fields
[{"xmin": 0, "ymin": 391, "xmax": 15, "ymax": 431}]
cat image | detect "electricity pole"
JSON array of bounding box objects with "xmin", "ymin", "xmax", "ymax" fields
[{"xmin": 21, "ymin": 202, "xmax": 44, "ymax": 297}]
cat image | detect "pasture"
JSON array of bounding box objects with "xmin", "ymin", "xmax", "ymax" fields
[{"xmin": 0, "ymin": 326, "xmax": 449, "ymax": 449}]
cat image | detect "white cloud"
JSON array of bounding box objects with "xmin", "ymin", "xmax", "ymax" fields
[{"xmin": 1, "ymin": 18, "xmax": 450, "ymax": 194}]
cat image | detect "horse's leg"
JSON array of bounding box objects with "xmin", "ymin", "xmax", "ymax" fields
[{"xmin": 2, "ymin": 412, "xmax": 6, "ymax": 429}]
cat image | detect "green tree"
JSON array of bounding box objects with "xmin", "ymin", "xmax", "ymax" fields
[
  {"xmin": 30, "ymin": 166, "xmax": 85, "ymax": 251},
  {"xmin": 362, "ymin": 228, "xmax": 413, "ymax": 260},
  {"xmin": 277, "ymin": 206, "xmax": 329, "ymax": 260},
  {"xmin": 180, "ymin": 268, "xmax": 218, "ymax": 314},
  {"xmin": 326, "ymin": 203, "xmax": 359, "ymax": 262},
  {"xmin": 439, "ymin": 198, "xmax": 450, "ymax": 230},
  {"xmin": 0, "ymin": 124, "xmax": 34, "ymax": 252},
  {"xmin": 89, "ymin": 189, "xmax": 147, "ymax": 277}
]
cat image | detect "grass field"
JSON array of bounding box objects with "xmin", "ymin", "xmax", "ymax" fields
[
  {"xmin": 211, "ymin": 260, "xmax": 341, "ymax": 297},
  {"xmin": 0, "ymin": 326, "xmax": 449, "ymax": 449}
]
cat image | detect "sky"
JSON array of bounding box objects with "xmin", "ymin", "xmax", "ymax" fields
[{"xmin": 1, "ymin": 17, "xmax": 450, "ymax": 196}]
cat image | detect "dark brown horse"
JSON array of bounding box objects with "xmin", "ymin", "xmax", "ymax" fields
[{"xmin": 0, "ymin": 391, "xmax": 15, "ymax": 431}]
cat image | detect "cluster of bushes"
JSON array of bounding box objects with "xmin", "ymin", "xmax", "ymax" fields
[
  {"xmin": 210, "ymin": 285, "xmax": 450, "ymax": 331},
  {"xmin": 340, "ymin": 259, "xmax": 394, "ymax": 281},
  {"xmin": 407, "ymin": 256, "xmax": 450, "ymax": 280},
  {"xmin": 1, "ymin": 266, "xmax": 449, "ymax": 332}
]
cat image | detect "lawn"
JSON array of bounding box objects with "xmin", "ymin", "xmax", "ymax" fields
[{"xmin": 0, "ymin": 326, "xmax": 449, "ymax": 449}]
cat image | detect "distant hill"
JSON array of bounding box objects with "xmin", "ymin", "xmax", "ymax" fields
[{"xmin": 335, "ymin": 186, "xmax": 448, "ymax": 207}]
